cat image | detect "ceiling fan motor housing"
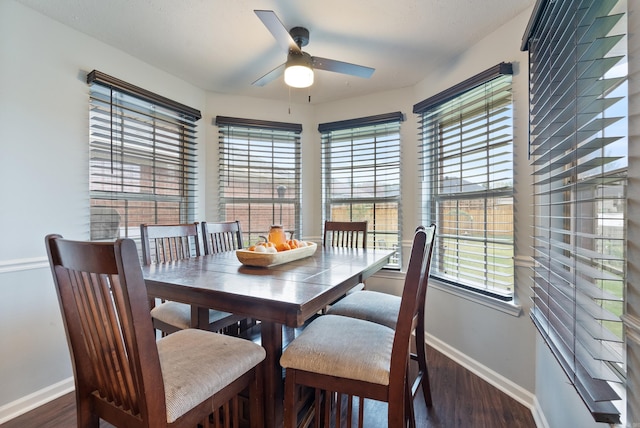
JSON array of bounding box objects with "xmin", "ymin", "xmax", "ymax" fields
[
  {"xmin": 289, "ymin": 27, "xmax": 310, "ymax": 48},
  {"xmin": 287, "ymin": 50, "xmax": 312, "ymax": 66}
]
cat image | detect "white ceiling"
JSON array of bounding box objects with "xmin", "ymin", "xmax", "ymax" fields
[{"xmin": 16, "ymin": 0, "xmax": 535, "ymax": 104}]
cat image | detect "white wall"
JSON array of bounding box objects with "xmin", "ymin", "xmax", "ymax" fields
[
  {"xmin": 0, "ymin": 1, "xmax": 624, "ymax": 427},
  {"xmin": 0, "ymin": 0, "xmax": 207, "ymax": 417}
]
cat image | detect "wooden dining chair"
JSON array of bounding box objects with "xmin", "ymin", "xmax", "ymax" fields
[
  {"xmin": 201, "ymin": 220, "xmax": 257, "ymax": 333},
  {"xmin": 45, "ymin": 234, "xmax": 266, "ymax": 428},
  {"xmin": 140, "ymin": 223, "xmax": 244, "ymax": 336},
  {"xmin": 280, "ymin": 226, "xmax": 435, "ymax": 427},
  {"xmin": 201, "ymin": 220, "xmax": 244, "ymax": 253},
  {"xmin": 327, "ymin": 224, "xmax": 437, "ymax": 411},
  {"xmin": 323, "ymin": 220, "xmax": 368, "ymax": 249},
  {"xmin": 323, "ymin": 220, "xmax": 369, "ymax": 297}
]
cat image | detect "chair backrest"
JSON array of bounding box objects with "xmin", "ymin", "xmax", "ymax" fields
[
  {"xmin": 140, "ymin": 223, "xmax": 201, "ymax": 265},
  {"xmin": 323, "ymin": 220, "xmax": 368, "ymax": 249},
  {"xmin": 388, "ymin": 225, "xmax": 436, "ymax": 401},
  {"xmin": 416, "ymin": 224, "xmax": 437, "ymax": 332},
  {"xmin": 201, "ymin": 221, "xmax": 244, "ymax": 254},
  {"xmin": 45, "ymin": 235, "xmax": 166, "ymax": 427}
]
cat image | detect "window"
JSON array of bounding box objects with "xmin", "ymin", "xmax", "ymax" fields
[
  {"xmin": 319, "ymin": 112, "xmax": 403, "ymax": 268},
  {"xmin": 415, "ymin": 64, "xmax": 514, "ymax": 300},
  {"xmin": 216, "ymin": 116, "xmax": 302, "ymax": 244},
  {"xmin": 522, "ymin": 0, "xmax": 627, "ymax": 423},
  {"xmin": 88, "ymin": 71, "xmax": 200, "ymax": 242}
]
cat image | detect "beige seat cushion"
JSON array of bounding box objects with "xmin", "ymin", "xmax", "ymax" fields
[
  {"xmin": 151, "ymin": 301, "xmax": 234, "ymax": 330},
  {"xmin": 157, "ymin": 328, "xmax": 266, "ymax": 423},
  {"xmin": 280, "ymin": 314, "xmax": 394, "ymax": 386},
  {"xmin": 327, "ymin": 290, "xmax": 400, "ymax": 329}
]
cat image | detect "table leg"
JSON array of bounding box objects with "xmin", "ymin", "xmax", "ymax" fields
[
  {"xmin": 193, "ymin": 306, "xmax": 209, "ymax": 330},
  {"xmin": 260, "ymin": 321, "xmax": 284, "ymax": 428}
]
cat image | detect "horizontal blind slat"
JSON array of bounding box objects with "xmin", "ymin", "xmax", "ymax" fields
[{"xmin": 527, "ymin": 0, "xmax": 626, "ymax": 423}]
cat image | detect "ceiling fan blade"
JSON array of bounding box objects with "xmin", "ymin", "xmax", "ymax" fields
[
  {"xmin": 311, "ymin": 57, "xmax": 375, "ymax": 79},
  {"xmin": 254, "ymin": 10, "xmax": 301, "ymax": 54},
  {"xmin": 252, "ymin": 63, "xmax": 286, "ymax": 86}
]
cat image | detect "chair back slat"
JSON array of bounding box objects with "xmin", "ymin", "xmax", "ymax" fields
[
  {"xmin": 323, "ymin": 220, "xmax": 368, "ymax": 249},
  {"xmin": 201, "ymin": 221, "xmax": 244, "ymax": 254},
  {"xmin": 46, "ymin": 235, "xmax": 165, "ymax": 426},
  {"xmin": 78, "ymin": 271, "xmax": 139, "ymax": 411},
  {"xmin": 140, "ymin": 223, "xmax": 201, "ymax": 265}
]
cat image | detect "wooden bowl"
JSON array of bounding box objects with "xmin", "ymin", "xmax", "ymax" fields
[{"xmin": 236, "ymin": 242, "xmax": 317, "ymax": 267}]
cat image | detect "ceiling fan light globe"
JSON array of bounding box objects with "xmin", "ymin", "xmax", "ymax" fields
[{"xmin": 284, "ymin": 65, "xmax": 314, "ymax": 88}]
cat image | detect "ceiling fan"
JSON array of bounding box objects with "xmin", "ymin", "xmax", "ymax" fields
[{"xmin": 252, "ymin": 10, "xmax": 375, "ymax": 88}]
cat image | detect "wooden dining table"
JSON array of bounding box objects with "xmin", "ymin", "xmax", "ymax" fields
[{"xmin": 141, "ymin": 244, "xmax": 394, "ymax": 428}]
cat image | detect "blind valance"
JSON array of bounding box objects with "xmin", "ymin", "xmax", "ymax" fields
[
  {"xmin": 87, "ymin": 70, "xmax": 201, "ymax": 121},
  {"xmin": 318, "ymin": 111, "xmax": 404, "ymax": 133},
  {"xmin": 216, "ymin": 115, "xmax": 302, "ymax": 133},
  {"xmin": 413, "ymin": 63, "xmax": 513, "ymax": 114}
]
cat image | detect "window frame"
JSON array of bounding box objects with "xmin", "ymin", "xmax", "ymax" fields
[
  {"xmin": 414, "ymin": 63, "xmax": 515, "ymax": 301},
  {"xmin": 87, "ymin": 70, "xmax": 200, "ymax": 244},
  {"xmin": 215, "ymin": 116, "xmax": 302, "ymax": 245},
  {"xmin": 319, "ymin": 112, "xmax": 403, "ymax": 269}
]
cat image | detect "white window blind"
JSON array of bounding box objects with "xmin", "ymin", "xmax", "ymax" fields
[
  {"xmin": 216, "ymin": 116, "xmax": 302, "ymax": 245},
  {"xmin": 522, "ymin": 0, "xmax": 627, "ymax": 423},
  {"xmin": 415, "ymin": 64, "xmax": 515, "ymax": 300},
  {"xmin": 88, "ymin": 71, "xmax": 200, "ymax": 242},
  {"xmin": 319, "ymin": 112, "xmax": 403, "ymax": 268}
]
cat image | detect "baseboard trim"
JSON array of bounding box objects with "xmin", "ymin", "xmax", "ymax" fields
[
  {"xmin": 530, "ymin": 396, "xmax": 550, "ymax": 428},
  {"xmin": 0, "ymin": 377, "xmax": 74, "ymax": 424},
  {"xmin": 426, "ymin": 333, "xmax": 536, "ymax": 411}
]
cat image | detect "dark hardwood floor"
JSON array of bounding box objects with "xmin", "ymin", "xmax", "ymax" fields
[{"xmin": 1, "ymin": 345, "xmax": 535, "ymax": 428}]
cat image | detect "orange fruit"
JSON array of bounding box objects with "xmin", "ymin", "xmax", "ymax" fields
[
  {"xmin": 276, "ymin": 242, "xmax": 291, "ymax": 252},
  {"xmin": 287, "ymin": 239, "xmax": 298, "ymax": 249}
]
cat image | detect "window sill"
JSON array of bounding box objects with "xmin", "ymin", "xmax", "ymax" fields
[
  {"xmin": 429, "ymin": 278, "xmax": 522, "ymax": 317},
  {"xmin": 372, "ymin": 269, "xmax": 522, "ymax": 317}
]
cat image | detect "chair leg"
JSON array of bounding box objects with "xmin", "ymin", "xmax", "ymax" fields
[
  {"xmin": 414, "ymin": 324, "xmax": 433, "ymax": 408},
  {"xmin": 76, "ymin": 397, "xmax": 99, "ymax": 428},
  {"xmin": 310, "ymin": 388, "xmax": 322, "ymax": 428},
  {"xmin": 250, "ymin": 364, "xmax": 265, "ymax": 428},
  {"xmin": 405, "ymin": 375, "xmax": 416, "ymax": 428},
  {"xmin": 284, "ymin": 370, "xmax": 298, "ymax": 428},
  {"xmin": 388, "ymin": 390, "xmax": 405, "ymax": 428}
]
